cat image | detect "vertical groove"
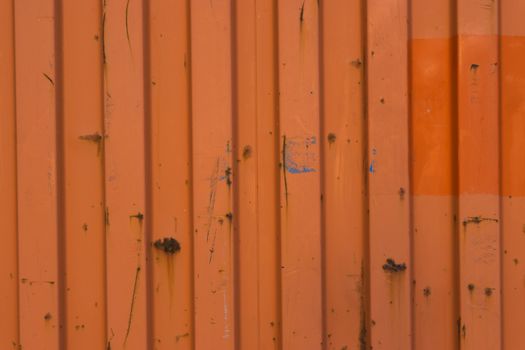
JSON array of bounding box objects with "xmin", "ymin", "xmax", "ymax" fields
[
  {"xmin": 11, "ymin": 0, "xmax": 22, "ymax": 345},
  {"xmin": 53, "ymin": 0, "xmax": 67, "ymax": 348},
  {"xmin": 317, "ymin": 0, "xmax": 327, "ymax": 348},
  {"xmin": 186, "ymin": 0, "xmax": 196, "ymax": 347},
  {"xmin": 100, "ymin": 17, "xmax": 109, "ymax": 350},
  {"xmin": 496, "ymin": 0, "xmax": 503, "ymax": 347},
  {"xmin": 273, "ymin": 0, "xmax": 283, "ymax": 347},
  {"xmin": 99, "ymin": 0, "xmax": 110, "ymax": 347},
  {"xmin": 141, "ymin": 0, "xmax": 153, "ymax": 349},
  {"xmin": 360, "ymin": 0, "xmax": 372, "ymax": 346},
  {"xmin": 98, "ymin": 0, "xmax": 109, "ymax": 347},
  {"xmin": 230, "ymin": 0, "xmax": 241, "ymax": 348},
  {"xmin": 407, "ymin": 0, "xmax": 415, "ymax": 348},
  {"xmin": 450, "ymin": 0, "xmax": 460, "ymax": 347},
  {"xmin": 253, "ymin": 1, "xmax": 261, "ymax": 348}
]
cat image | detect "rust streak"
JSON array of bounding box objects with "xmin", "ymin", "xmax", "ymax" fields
[{"xmin": 462, "ymin": 216, "xmax": 498, "ymax": 226}]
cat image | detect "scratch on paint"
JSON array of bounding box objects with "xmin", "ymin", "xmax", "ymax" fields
[
  {"xmin": 125, "ymin": 0, "xmax": 132, "ymax": 52},
  {"xmin": 206, "ymin": 156, "xmax": 229, "ymax": 263},
  {"xmin": 42, "ymin": 73, "xmax": 54, "ymax": 85},
  {"xmin": 222, "ymin": 288, "xmax": 230, "ymax": 339},
  {"xmin": 282, "ymin": 136, "xmax": 289, "ymax": 205},
  {"xmin": 124, "ymin": 266, "xmax": 141, "ymax": 345},
  {"xmin": 102, "ymin": 0, "xmax": 107, "ymax": 65}
]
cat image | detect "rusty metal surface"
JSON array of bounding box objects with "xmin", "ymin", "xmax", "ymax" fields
[{"xmin": 1, "ymin": 0, "xmax": 524, "ymax": 349}]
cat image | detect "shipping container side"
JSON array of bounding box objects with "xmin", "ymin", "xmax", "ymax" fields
[{"xmin": 3, "ymin": 1, "xmax": 524, "ymax": 349}]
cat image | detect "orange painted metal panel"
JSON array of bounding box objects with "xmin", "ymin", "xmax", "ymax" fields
[
  {"xmin": 0, "ymin": 0, "xmax": 19, "ymax": 348},
  {"xmin": 3, "ymin": 0, "xmax": 525, "ymax": 349}
]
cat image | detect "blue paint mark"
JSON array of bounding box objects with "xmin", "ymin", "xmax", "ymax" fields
[
  {"xmin": 369, "ymin": 160, "xmax": 375, "ymax": 173},
  {"xmin": 283, "ymin": 135, "xmax": 318, "ymax": 174},
  {"xmin": 285, "ymin": 156, "xmax": 315, "ymax": 174}
]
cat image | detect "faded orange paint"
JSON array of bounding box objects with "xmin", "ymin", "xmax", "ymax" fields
[{"xmin": 2, "ymin": 0, "xmax": 525, "ymax": 349}]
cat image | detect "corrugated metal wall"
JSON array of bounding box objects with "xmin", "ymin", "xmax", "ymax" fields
[{"xmin": 1, "ymin": 0, "xmax": 524, "ymax": 349}]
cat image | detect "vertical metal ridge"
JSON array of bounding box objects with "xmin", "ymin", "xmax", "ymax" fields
[
  {"xmin": 496, "ymin": 0, "xmax": 504, "ymax": 347},
  {"xmin": 407, "ymin": 0, "xmax": 415, "ymax": 348},
  {"xmin": 252, "ymin": 2, "xmax": 261, "ymax": 348},
  {"xmin": 6, "ymin": 0, "xmax": 21, "ymax": 345},
  {"xmin": 316, "ymin": 0, "xmax": 327, "ymax": 348},
  {"xmin": 141, "ymin": 0, "xmax": 153, "ymax": 349},
  {"xmin": 186, "ymin": 0, "xmax": 196, "ymax": 348},
  {"xmin": 272, "ymin": 0, "xmax": 283, "ymax": 347},
  {"xmin": 230, "ymin": 0, "xmax": 241, "ymax": 348},
  {"xmin": 98, "ymin": 0, "xmax": 109, "ymax": 347},
  {"xmin": 10, "ymin": 0, "xmax": 21, "ymax": 343},
  {"xmin": 361, "ymin": 0, "xmax": 372, "ymax": 347},
  {"xmin": 450, "ymin": 0, "xmax": 461, "ymax": 347},
  {"xmin": 450, "ymin": 2, "xmax": 460, "ymax": 349},
  {"xmin": 100, "ymin": 0, "xmax": 110, "ymax": 348},
  {"xmin": 53, "ymin": 0, "xmax": 67, "ymax": 348}
]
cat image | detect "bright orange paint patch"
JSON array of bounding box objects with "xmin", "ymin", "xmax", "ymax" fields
[
  {"xmin": 501, "ymin": 36, "xmax": 525, "ymax": 196},
  {"xmin": 411, "ymin": 38, "xmax": 454, "ymax": 195}
]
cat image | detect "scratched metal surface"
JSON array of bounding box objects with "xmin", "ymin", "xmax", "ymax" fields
[{"xmin": 1, "ymin": 0, "xmax": 524, "ymax": 349}]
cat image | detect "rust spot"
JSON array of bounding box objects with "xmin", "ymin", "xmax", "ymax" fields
[
  {"xmin": 82, "ymin": 223, "xmax": 88, "ymax": 232},
  {"xmin": 398, "ymin": 187, "xmax": 405, "ymax": 199},
  {"xmin": 130, "ymin": 212, "xmax": 144, "ymax": 221},
  {"xmin": 423, "ymin": 287, "xmax": 431, "ymax": 296},
  {"xmin": 242, "ymin": 145, "xmax": 252, "ymax": 159},
  {"xmin": 462, "ymin": 324, "xmax": 466, "ymax": 338},
  {"xmin": 225, "ymin": 167, "xmax": 232, "ymax": 186},
  {"xmin": 105, "ymin": 207, "xmax": 110, "ymax": 226},
  {"xmin": 382, "ymin": 258, "xmax": 406, "ymax": 272},
  {"xmin": 468, "ymin": 283, "xmax": 475, "ymax": 291},
  {"xmin": 462, "ymin": 216, "xmax": 498, "ymax": 226},
  {"xmin": 470, "ymin": 63, "xmax": 479, "ymax": 71},
  {"xmin": 44, "ymin": 312, "xmax": 52, "ymax": 321},
  {"xmin": 380, "ymin": 98, "xmax": 385, "ymax": 104},
  {"xmin": 351, "ymin": 59, "xmax": 362, "ymax": 68},
  {"xmin": 484, "ymin": 287, "xmax": 493, "ymax": 296},
  {"xmin": 299, "ymin": 1, "xmax": 305, "ymax": 22},
  {"xmin": 514, "ymin": 258, "xmax": 519, "ymax": 265},
  {"xmin": 153, "ymin": 237, "xmax": 181, "ymax": 254},
  {"xmin": 225, "ymin": 212, "xmax": 233, "ymax": 222},
  {"xmin": 79, "ymin": 133, "xmax": 104, "ymax": 143},
  {"xmin": 176, "ymin": 332, "xmax": 190, "ymax": 342},
  {"xmin": 327, "ymin": 133, "xmax": 336, "ymax": 144}
]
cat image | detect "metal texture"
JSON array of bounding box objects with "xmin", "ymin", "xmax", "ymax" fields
[{"xmin": 0, "ymin": 0, "xmax": 523, "ymax": 349}]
